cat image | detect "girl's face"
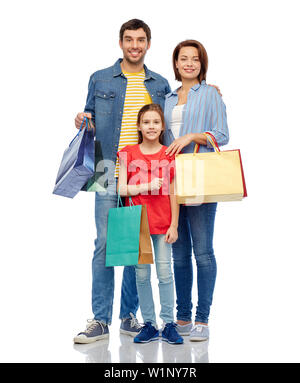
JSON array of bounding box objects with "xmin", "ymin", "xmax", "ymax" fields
[
  {"xmin": 176, "ymin": 46, "xmax": 201, "ymax": 81},
  {"xmin": 138, "ymin": 111, "xmax": 163, "ymax": 142}
]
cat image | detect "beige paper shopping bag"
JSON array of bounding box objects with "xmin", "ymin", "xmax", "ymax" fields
[{"xmin": 175, "ymin": 133, "xmax": 247, "ymax": 204}]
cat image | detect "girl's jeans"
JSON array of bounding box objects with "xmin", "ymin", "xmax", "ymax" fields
[
  {"xmin": 172, "ymin": 203, "xmax": 217, "ymax": 324},
  {"xmin": 135, "ymin": 234, "xmax": 174, "ymax": 326}
]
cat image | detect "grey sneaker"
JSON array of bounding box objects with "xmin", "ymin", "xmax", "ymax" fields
[
  {"xmin": 189, "ymin": 324, "xmax": 209, "ymax": 342},
  {"xmin": 74, "ymin": 319, "xmax": 109, "ymax": 344},
  {"xmin": 120, "ymin": 313, "xmax": 142, "ymax": 337},
  {"xmin": 176, "ymin": 322, "xmax": 193, "ymax": 336}
]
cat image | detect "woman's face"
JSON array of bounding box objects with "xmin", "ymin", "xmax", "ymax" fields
[{"xmin": 176, "ymin": 46, "xmax": 201, "ymax": 81}]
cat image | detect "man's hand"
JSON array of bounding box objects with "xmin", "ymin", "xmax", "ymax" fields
[
  {"xmin": 208, "ymin": 84, "xmax": 222, "ymax": 97},
  {"xmin": 75, "ymin": 112, "xmax": 92, "ymax": 129}
]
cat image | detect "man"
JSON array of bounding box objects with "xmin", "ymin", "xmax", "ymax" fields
[{"xmin": 73, "ymin": 19, "xmax": 171, "ymax": 344}]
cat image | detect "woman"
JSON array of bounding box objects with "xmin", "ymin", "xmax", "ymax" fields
[{"xmin": 164, "ymin": 40, "xmax": 229, "ymax": 341}]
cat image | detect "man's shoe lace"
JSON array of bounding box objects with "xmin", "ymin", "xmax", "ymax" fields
[
  {"xmin": 85, "ymin": 319, "xmax": 105, "ymax": 334},
  {"xmin": 129, "ymin": 313, "xmax": 142, "ymax": 330}
]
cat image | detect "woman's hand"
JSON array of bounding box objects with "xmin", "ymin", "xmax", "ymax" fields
[
  {"xmin": 165, "ymin": 225, "xmax": 178, "ymax": 244},
  {"xmin": 165, "ymin": 134, "xmax": 194, "ymax": 156}
]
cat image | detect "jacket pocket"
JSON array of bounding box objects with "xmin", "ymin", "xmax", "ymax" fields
[{"xmin": 95, "ymin": 90, "xmax": 116, "ymax": 115}]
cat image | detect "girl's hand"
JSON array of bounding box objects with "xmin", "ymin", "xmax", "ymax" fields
[
  {"xmin": 148, "ymin": 178, "xmax": 163, "ymax": 191},
  {"xmin": 165, "ymin": 134, "xmax": 194, "ymax": 156},
  {"xmin": 165, "ymin": 226, "xmax": 178, "ymax": 244}
]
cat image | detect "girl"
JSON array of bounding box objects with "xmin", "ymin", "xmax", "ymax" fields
[
  {"xmin": 164, "ymin": 40, "xmax": 229, "ymax": 341},
  {"xmin": 117, "ymin": 103, "xmax": 183, "ymax": 345}
]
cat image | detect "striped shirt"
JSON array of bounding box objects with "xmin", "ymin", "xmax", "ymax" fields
[
  {"xmin": 164, "ymin": 80, "xmax": 229, "ymax": 153},
  {"xmin": 114, "ymin": 70, "xmax": 152, "ymax": 177}
]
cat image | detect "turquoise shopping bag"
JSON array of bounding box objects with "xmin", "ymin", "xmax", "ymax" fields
[{"xmin": 105, "ymin": 196, "xmax": 153, "ymax": 267}]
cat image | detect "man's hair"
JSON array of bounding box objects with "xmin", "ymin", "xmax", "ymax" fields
[
  {"xmin": 137, "ymin": 104, "xmax": 165, "ymax": 144},
  {"xmin": 172, "ymin": 39, "xmax": 208, "ymax": 83},
  {"xmin": 119, "ymin": 19, "xmax": 151, "ymax": 42}
]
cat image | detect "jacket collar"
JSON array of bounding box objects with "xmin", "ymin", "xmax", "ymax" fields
[{"xmin": 113, "ymin": 58, "xmax": 157, "ymax": 80}]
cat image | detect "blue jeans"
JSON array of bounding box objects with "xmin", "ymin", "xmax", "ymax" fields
[
  {"xmin": 92, "ymin": 182, "xmax": 139, "ymax": 325},
  {"xmin": 172, "ymin": 203, "xmax": 217, "ymax": 324},
  {"xmin": 135, "ymin": 234, "xmax": 174, "ymax": 325}
]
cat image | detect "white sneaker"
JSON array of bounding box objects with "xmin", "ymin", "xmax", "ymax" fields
[
  {"xmin": 189, "ymin": 324, "xmax": 209, "ymax": 342},
  {"xmin": 176, "ymin": 322, "xmax": 193, "ymax": 336}
]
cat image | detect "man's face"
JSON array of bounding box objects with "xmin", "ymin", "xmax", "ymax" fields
[{"xmin": 119, "ymin": 28, "xmax": 150, "ymax": 65}]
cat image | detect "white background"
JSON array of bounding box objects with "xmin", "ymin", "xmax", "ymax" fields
[{"xmin": 1, "ymin": 0, "xmax": 300, "ymax": 363}]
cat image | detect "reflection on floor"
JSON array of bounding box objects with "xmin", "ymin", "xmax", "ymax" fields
[{"xmin": 73, "ymin": 333, "xmax": 209, "ymax": 363}]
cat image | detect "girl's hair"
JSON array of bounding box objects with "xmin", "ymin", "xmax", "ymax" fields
[
  {"xmin": 172, "ymin": 39, "xmax": 208, "ymax": 83},
  {"xmin": 137, "ymin": 104, "xmax": 165, "ymax": 144}
]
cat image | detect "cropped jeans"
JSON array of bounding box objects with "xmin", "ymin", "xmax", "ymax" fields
[
  {"xmin": 92, "ymin": 181, "xmax": 139, "ymax": 325},
  {"xmin": 172, "ymin": 203, "xmax": 217, "ymax": 324},
  {"xmin": 135, "ymin": 234, "xmax": 174, "ymax": 326}
]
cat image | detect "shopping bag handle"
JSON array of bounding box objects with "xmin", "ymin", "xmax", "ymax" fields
[
  {"xmin": 205, "ymin": 132, "xmax": 220, "ymax": 150},
  {"xmin": 80, "ymin": 116, "xmax": 94, "ymax": 132},
  {"xmin": 117, "ymin": 193, "xmax": 134, "ymax": 208},
  {"xmin": 69, "ymin": 117, "xmax": 94, "ymax": 147},
  {"xmin": 193, "ymin": 132, "xmax": 221, "ymax": 154},
  {"xmin": 79, "ymin": 116, "xmax": 87, "ymax": 132},
  {"xmin": 69, "ymin": 117, "xmax": 86, "ymax": 146}
]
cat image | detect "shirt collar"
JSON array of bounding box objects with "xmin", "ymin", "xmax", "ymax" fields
[
  {"xmin": 113, "ymin": 58, "xmax": 157, "ymax": 80},
  {"xmin": 166, "ymin": 80, "xmax": 206, "ymax": 98}
]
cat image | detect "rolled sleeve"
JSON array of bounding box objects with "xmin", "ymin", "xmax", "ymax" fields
[{"xmin": 206, "ymin": 87, "xmax": 229, "ymax": 148}]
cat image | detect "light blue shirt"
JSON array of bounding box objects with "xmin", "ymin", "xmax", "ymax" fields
[{"xmin": 163, "ymin": 80, "xmax": 229, "ymax": 153}]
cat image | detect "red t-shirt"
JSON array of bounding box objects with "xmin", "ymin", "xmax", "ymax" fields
[{"xmin": 117, "ymin": 144, "xmax": 175, "ymax": 234}]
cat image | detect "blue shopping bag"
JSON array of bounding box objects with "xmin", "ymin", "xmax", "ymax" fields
[
  {"xmin": 81, "ymin": 139, "xmax": 106, "ymax": 193},
  {"xmin": 53, "ymin": 118, "xmax": 94, "ymax": 198}
]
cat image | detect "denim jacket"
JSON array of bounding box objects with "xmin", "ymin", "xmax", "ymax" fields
[{"xmin": 84, "ymin": 59, "xmax": 171, "ymax": 165}]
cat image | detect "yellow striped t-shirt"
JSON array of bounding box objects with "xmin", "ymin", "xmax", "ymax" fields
[{"xmin": 114, "ymin": 70, "xmax": 152, "ymax": 177}]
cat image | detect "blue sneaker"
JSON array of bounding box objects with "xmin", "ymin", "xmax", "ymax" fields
[
  {"xmin": 74, "ymin": 319, "xmax": 109, "ymax": 344},
  {"xmin": 120, "ymin": 313, "xmax": 142, "ymax": 337},
  {"xmin": 161, "ymin": 322, "xmax": 184, "ymax": 344},
  {"xmin": 133, "ymin": 322, "xmax": 159, "ymax": 343}
]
